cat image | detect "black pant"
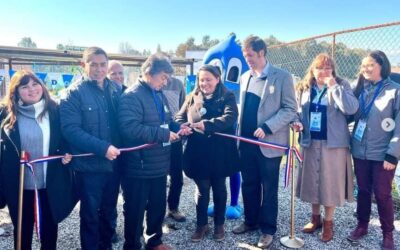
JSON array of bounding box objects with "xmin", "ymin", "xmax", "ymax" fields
[
  {"xmin": 13, "ymin": 189, "xmax": 57, "ymax": 250},
  {"xmin": 109, "ymin": 167, "xmax": 121, "ymax": 237},
  {"xmin": 75, "ymin": 172, "xmax": 119, "ymax": 250},
  {"xmin": 122, "ymin": 176, "xmax": 167, "ymax": 250},
  {"xmin": 194, "ymin": 178, "xmax": 227, "ymax": 227},
  {"xmin": 167, "ymin": 141, "xmax": 183, "ymax": 211},
  {"xmin": 240, "ymin": 148, "xmax": 282, "ymax": 235}
]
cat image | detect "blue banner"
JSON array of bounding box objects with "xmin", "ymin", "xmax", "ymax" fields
[
  {"xmin": 9, "ymin": 70, "xmax": 16, "ymax": 78},
  {"xmin": 36, "ymin": 72, "xmax": 47, "ymax": 82},
  {"xmin": 62, "ymin": 74, "xmax": 73, "ymax": 87}
]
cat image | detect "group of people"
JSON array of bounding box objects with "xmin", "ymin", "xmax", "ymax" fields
[{"xmin": 0, "ymin": 35, "xmax": 398, "ymax": 250}]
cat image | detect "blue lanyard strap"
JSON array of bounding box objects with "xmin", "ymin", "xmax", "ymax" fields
[
  {"xmin": 360, "ymin": 80, "xmax": 384, "ymax": 119},
  {"xmin": 152, "ymin": 90, "xmax": 165, "ymax": 123},
  {"xmin": 312, "ymin": 85, "xmax": 327, "ymax": 110}
]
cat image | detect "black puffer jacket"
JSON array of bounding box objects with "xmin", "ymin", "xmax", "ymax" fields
[
  {"xmin": 118, "ymin": 80, "xmax": 177, "ymax": 178},
  {"xmin": 175, "ymin": 84, "xmax": 239, "ymax": 179}
]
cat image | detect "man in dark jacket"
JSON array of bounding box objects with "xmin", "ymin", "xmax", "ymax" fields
[
  {"xmin": 118, "ymin": 53, "xmax": 178, "ymax": 250},
  {"xmin": 60, "ymin": 47, "xmax": 122, "ymax": 250}
]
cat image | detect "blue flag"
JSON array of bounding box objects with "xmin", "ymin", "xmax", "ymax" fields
[
  {"xmin": 36, "ymin": 72, "xmax": 47, "ymax": 82},
  {"xmin": 9, "ymin": 70, "xmax": 16, "ymax": 78},
  {"xmin": 62, "ymin": 74, "xmax": 74, "ymax": 88}
]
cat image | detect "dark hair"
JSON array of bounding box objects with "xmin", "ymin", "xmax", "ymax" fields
[
  {"xmin": 1, "ymin": 70, "xmax": 56, "ymax": 129},
  {"xmin": 194, "ymin": 65, "xmax": 222, "ymax": 94},
  {"xmin": 141, "ymin": 53, "xmax": 174, "ymax": 76},
  {"xmin": 82, "ymin": 47, "xmax": 108, "ymax": 63},
  {"xmin": 354, "ymin": 50, "xmax": 391, "ymax": 98},
  {"xmin": 242, "ymin": 35, "xmax": 267, "ymax": 56},
  {"xmin": 368, "ymin": 50, "xmax": 391, "ymax": 79}
]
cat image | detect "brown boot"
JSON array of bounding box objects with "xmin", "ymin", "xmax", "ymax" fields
[
  {"xmin": 191, "ymin": 225, "xmax": 210, "ymax": 242},
  {"xmin": 320, "ymin": 219, "xmax": 333, "ymax": 242},
  {"xmin": 302, "ymin": 214, "xmax": 322, "ymax": 233},
  {"xmin": 213, "ymin": 225, "xmax": 225, "ymax": 242},
  {"xmin": 382, "ymin": 232, "xmax": 395, "ymax": 250},
  {"xmin": 347, "ymin": 224, "xmax": 368, "ymax": 242}
]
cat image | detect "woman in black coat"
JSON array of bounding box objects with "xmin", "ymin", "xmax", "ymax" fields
[
  {"xmin": 176, "ymin": 65, "xmax": 239, "ymax": 243},
  {"xmin": 0, "ymin": 70, "xmax": 77, "ymax": 250}
]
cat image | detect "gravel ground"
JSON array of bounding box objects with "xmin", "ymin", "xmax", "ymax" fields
[{"xmin": 0, "ymin": 168, "xmax": 399, "ymax": 250}]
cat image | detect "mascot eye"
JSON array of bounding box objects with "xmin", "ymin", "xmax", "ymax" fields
[
  {"xmin": 208, "ymin": 59, "xmax": 223, "ymax": 74},
  {"xmin": 226, "ymin": 58, "xmax": 242, "ymax": 83}
]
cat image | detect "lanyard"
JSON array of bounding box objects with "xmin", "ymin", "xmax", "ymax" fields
[
  {"xmin": 312, "ymin": 85, "xmax": 327, "ymax": 111},
  {"xmin": 359, "ymin": 80, "xmax": 384, "ymax": 119},
  {"xmin": 152, "ymin": 90, "xmax": 165, "ymax": 123}
]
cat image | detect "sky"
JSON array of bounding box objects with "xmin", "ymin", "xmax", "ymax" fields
[{"xmin": 0, "ymin": 0, "xmax": 399, "ymax": 54}]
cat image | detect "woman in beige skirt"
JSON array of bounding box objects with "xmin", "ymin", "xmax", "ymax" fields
[{"xmin": 293, "ymin": 53, "xmax": 358, "ymax": 242}]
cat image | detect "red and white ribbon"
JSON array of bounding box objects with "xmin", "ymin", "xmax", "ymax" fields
[
  {"xmin": 19, "ymin": 143, "xmax": 156, "ymax": 240},
  {"xmin": 213, "ymin": 132, "xmax": 302, "ymax": 188}
]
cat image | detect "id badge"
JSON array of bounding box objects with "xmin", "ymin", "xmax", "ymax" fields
[
  {"xmin": 310, "ymin": 112, "xmax": 322, "ymax": 132},
  {"xmin": 160, "ymin": 124, "xmax": 171, "ymax": 147},
  {"xmin": 354, "ymin": 120, "xmax": 367, "ymax": 142}
]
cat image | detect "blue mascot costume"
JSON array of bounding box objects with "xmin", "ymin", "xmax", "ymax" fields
[{"xmin": 202, "ymin": 34, "xmax": 249, "ymax": 219}]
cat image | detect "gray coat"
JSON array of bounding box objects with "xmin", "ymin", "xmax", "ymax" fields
[
  {"xmin": 238, "ymin": 65, "xmax": 297, "ymax": 158},
  {"xmin": 297, "ymin": 79, "xmax": 359, "ymax": 148},
  {"xmin": 351, "ymin": 78, "xmax": 400, "ymax": 163}
]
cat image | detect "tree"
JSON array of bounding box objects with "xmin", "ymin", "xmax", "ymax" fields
[
  {"xmin": 175, "ymin": 35, "xmax": 220, "ymax": 57},
  {"xmin": 121, "ymin": 42, "xmax": 141, "ymax": 55},
  {"xmin": 266, "ymin": 36, "xmax": 367, "ymax": 80},
  {"xmin": 156, "ymin": 44, "xmax": 162, "ymax": 53},
  {"xmin": 56, "ymin": 44, "xmax": 65, "ymax": 50},
  {"xmin": 201, "ymin": 35, "xmax": 219, "ymax": 49},
  {"xmin": 17, "ymin": 37, "xmax": 37, "ymax": 48},
  {"xmin": 142, "ymin": 49, "xmax": 151, "ymax": 56}
]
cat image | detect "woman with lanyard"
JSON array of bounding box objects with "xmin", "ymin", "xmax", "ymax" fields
[
  {"xmin": 293, "ymin": 53, "xmax": 358, "ymax": 242},
  {"xmin": 347, "ymin": 50, "xmax": 399, "ymax": 250},
  {"xmin": 176, "ymin": 65, "xmax": 239, "ymax": 242},
  {"xmin": 0, "ymin": 70, "xmax": 76, "ymax": 250}
]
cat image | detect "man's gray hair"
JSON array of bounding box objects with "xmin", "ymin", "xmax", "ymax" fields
[
  {"xmin": 108, "ymin": 60, "xmax": 123, "ymax": 70},
  {"xmin": 141, "ymin": 53, "xmax": 174, "ymax": 76}
]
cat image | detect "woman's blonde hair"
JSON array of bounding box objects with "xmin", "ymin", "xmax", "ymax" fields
[{"xmin": 296, "ymin": 53, "xmax": 339, "ymax": 92}]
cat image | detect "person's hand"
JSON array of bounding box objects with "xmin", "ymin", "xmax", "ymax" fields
[
  {"xmin": 191, "ymin": 121, "xmax": 205, "ymax": 132},
  {"xmin": 253, "ymin": 128, "xmax": 266, "ymax": 139},
  {"xmin": 105, "ymin": 145, "xmax": 120, "ymax": 161},
  {"xmin": 169, "ymin": 131, "xmax": 180, "ymax": 142},
  {"xmin": 291, "ymin": 122, "xmax": 303, "ymax": 132},
  {"xmin": 178, "ymin": 122, "xmax": 193, "ymax": 136},
  {"xmin": 61, "ymin": 153, "xmax": 72, "ymax": 165},
  {"xmin": 324, "ymin": 76, "xmax": 337, "ymax": 88},
  {"xmin": 383, "ymin": 160, "xmax": 396, "ymax": 171}
]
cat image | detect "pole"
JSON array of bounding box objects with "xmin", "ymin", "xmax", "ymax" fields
[
  {"xmin": 280, "ymin": 129, "xmax": 304, "ymax": 248},
  {"xmin": 17, "ymin": 151, "xmax": 26, "ymax": 250}
]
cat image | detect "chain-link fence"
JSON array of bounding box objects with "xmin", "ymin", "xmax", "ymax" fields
[
  {"xmin": 268, "ymin": 21, "xmax": 400, "ymax": 83},
  {"xmin": 268, "ymin": 21, "xmax": 400, "ymax": 212}
]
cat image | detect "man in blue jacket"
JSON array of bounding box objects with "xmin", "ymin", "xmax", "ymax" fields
[{"xmin": 60, "ymin": 47, "xmax": 122, "ymax": 250}]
